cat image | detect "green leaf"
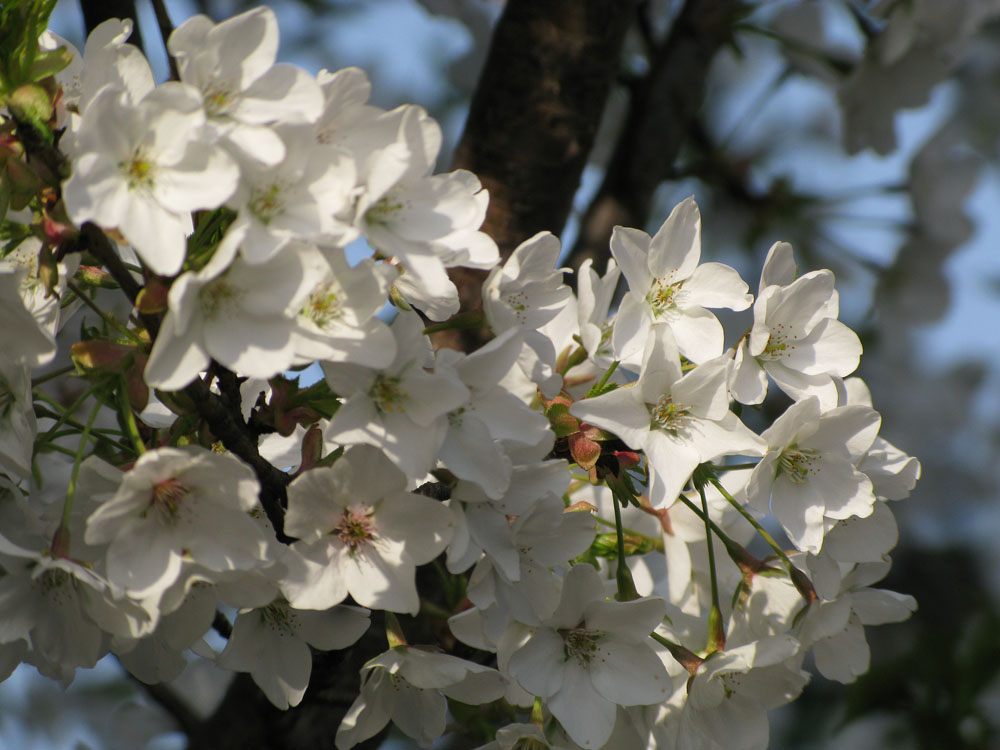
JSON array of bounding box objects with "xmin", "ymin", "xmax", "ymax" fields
[{"xmin": 26, "ymin": 45, "xmax": 71, "ymax": 81}]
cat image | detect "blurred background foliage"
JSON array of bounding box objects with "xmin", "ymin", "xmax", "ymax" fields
[{"xmin": 4, "ymin": 0, "xmax": 1000, "ymax": 748}]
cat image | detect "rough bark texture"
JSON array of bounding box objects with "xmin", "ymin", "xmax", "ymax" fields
[
  {"xmin": 565, "ymin": 0, "xmax": 748, "ymax": 274},
  {"xmin": 452, "ymin": 0, "xmax": 636, "ymax": 258},
  {"xmin": 437, "ymin": 0, "xmax": 636, "ymax": 352}
]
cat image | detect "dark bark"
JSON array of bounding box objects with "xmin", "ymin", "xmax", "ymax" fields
[
  {"xmin": 564, "ymin": 0, "xmax": 748, "ymax": 274},
  {"xmin": 79, "ymin": 0, "xmax": 144, "ymax": 50},
  {"xmin": 437, "ymin": 0, "xmax": 636, "ymax": 352},
  {"xmin": 453, "ymin": 0, "xmax": 636, "ymax": 258}
]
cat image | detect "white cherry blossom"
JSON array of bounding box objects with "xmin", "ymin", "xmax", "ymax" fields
[
  {"xmin": 144, "ymin": 232, "xmax": 315, "ymax": 390},
  {"xmin": 63, "ymin": 83, "xmax": 239, "ymax": 276},
  {"xmin": 572, "ymin": 326, "xmax": 765, "ymax": 507},
  {"xmin": 282, "ymin": 445, "xmax": 454, "ymax": 614},
  {"xmin": 499, "ymin": 563, "xmax": 670, "ymax": 748},
  {"xmin": 218, "ymin": 602, "xmax": 370, "ymax": 709},
  {"xmin": 322, "ymin": 311, "xmax": 469, "ymax": 478},
  {"xmin": 335, "ymin": 646, "xmax": 506, "ymax": 749},
  {"xmin": 611, "ymin": 196, "xmax": 751, "ymax": 367},
  {"xmin": 84, "ymin": 446, "xmax": 271, "ymax": 601},
  {"xmin": 744, "ymin": 397, "xmax": 880, "ymax": 554},
  {"xmin": 168, "ymin": 6, "xmax": 324, "ymax": 165}
]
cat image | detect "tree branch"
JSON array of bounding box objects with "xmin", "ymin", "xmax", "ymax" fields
[
  {"xmin": 564, "ymin": 0, "xmax": 748, "ymax": 274},
  {"xmin": 436, "ymin": 0, "xmax": 636, "ymax": 352},
  {"xmin": 81, "ymin": 223, "xmax": 292, "ymax": 540},
  {"xmin": 453, "ymin": 0, "xmax": 636, "ymax": 257}
]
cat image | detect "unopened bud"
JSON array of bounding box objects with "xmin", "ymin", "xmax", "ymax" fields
[
  {"xmin": 545, "ymin": 401, "xmax": 579, "ymax": 438},
  {"xmin": 50, "ymin": 524, "xmax": 71, "ymax": 559},
  {"xmin": 136, "ymin": 277, "xmax": 169, "ymax": 314},
  {"xmin": 614, "ymin": 450, "xmax": 641, "ymax": 470},
  {"xmin": 568, "ymin": 431, "xmax": 601, "ymax": 470},
  {"xmin": 125, "ymin": 356, "xmax": 150, "ymax": 412},
  {"xmin": 75, "ymin": 266, "xmax": 119, "ymax": 289},
  {"xmin": 297, "ymin": 425, "xmax": 323, "ymax": 474},
  {"xmin": 37, "ymin": 244, "xmax": 58, "ymax": 297},
  {"xmin": 8, "ymin": 83, "xmax": 53, "ymax": 125},
  {"xmin": 71, "ymin": 339, "xmax": 134, "ymax": 373}
]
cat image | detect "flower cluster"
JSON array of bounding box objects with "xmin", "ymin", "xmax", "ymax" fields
[{"xmin": 0, "ymin": 6, "xmax": 918, "ymax": 750}]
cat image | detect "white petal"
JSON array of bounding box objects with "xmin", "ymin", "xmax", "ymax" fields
[{"xmin": 649, "ymin": 196, "xmax": 701, "ymax": 281}]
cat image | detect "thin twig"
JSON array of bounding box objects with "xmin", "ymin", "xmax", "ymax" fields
[{"xmin": 150, "ymin": 0, "xmax": 180, "ymax": 81}]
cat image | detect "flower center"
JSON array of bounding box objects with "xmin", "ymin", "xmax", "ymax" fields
[
  {"xmin": 332, "ymin": 508, "xmax": 376, "ymax": 554},
  {"xmin": 302, "ymin": 282, "xmax": 343, "ymax": 328},
  {"xmin": 149, "ymin": 477, "xmax": 189, "ymax": 520},
  {"xmin": 502, "ymin": 290, "xmax": 530, "ymax": 325},
  {"xmin": 447, "ymin": 406, "xmax": 465, "ymax": 427},
  {"xmin": 365, "ymin": 195, "xmax": 404, "ymax": 227},
  {"xmin": 120, "ymin": 148, "xmax": 155, "ymax": 190},
  {"xmin": 777, "ymin": 447, "xmax": 821, "ymax": 484},
  {"xmin": 646, "ymin": 276, "xmax": 684, "ymax": 319},
  {"xmin": 38, "ymin": 567, "xmax": 71, "ymax": 598},
  {"xmin": 559, "ymin": 625, "xmax": 603, "ymax": 665},
  {"xmin": 259, "ymin": 602, "xmax": 297, "ymax": 634},
  {"xmin": 513, "ymin": 740, "xmax": 549, "ymax": 750},
  {"xmin": 248, "ymin": 182, "xmax": 288, "ymax": 224},
  {"xmin": 649, "ymin": 394, "xmax": 690, "ymax": 434},
  {"xmin": 720, "ymin": 670, "xmax": 745, "ymax": 698},
  {"xmin": 760, "ymin": 323, "xmax": 798, "ymax": 360},
  {"xmin": 370, "ymin": 374, "xmax": 407, "ymax": 413},
  {"xmin": 200, "ymin": 278, "xmax": 242, "ymax": 318},
  {"xmin": 203, "ymin": 80, "xmax": 236, "ymax": 117}
]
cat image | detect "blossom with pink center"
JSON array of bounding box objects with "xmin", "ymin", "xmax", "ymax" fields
[{"xmin": 281, "ymin": 445, "xmax": 454, "ymax": 614}]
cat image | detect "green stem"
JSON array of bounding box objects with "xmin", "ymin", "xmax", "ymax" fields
[
  {"xmin": 608, "ymin": 480, "xmax": 640, "ymax": 601},
  {"xmin": 675, "ymin": 491, "xmax": 761, "ymax": 573},
  {"xmin": 65, "ymin": 280, "xmax": 143, "ymax": 344},
  {"xmin": 31, "ymin": 364, "xmax": 76, "ymax": 387},
  {"xmin": 709, "ymin": 476, "xmax": 816, "ymax": 602},
  {"xmin": 35, "ymin": 384, "xmax": 103, "ymax": 441},
  {"xmin": 63, "ymin": 397, "xmax": 103, "ymax": 527},
  {"xmin": 710, "ymin": 477, "xmax": 791, "ymax": 568},
  {"xmin": 594, "ymin": 515, "xmax": 664, "ymax": 552},
  {"xmin": 586, "ymin": 360, "xmax": 619, "ymax": 398},
  {"xmin": 34, "ymin": 392, "xmax": 133, "ymax": 456},
  {"xmin": 697, "ymin": 480, "xmax": 725, "ymax": 653},
  {"xmin": 119, "ymin": 375, "xmax": 145, "ymax": 455}
]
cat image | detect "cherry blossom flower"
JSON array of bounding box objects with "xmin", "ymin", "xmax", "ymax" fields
[
  {"xmin": 281, "ymin": 445, "xmax": 454, "ymax": 614},
  {"xmin": 499, "ymin": 563, "xmax": 669, "ymax": 748},
  {"xmin": 290, "ymin": 245, "xmax": 396, "ymax": 369},
  {"xmin": 572, "ymin": 326, "xmax": 765, "ymax": 507},
  {"xmin": 63, "ymin": 84, "xmax": 239, "ymax": 276},
  {"xmin": 335, "ymin": 646, "xmax": 506, "ymax": 749},
  {"xmin": 730, "ymin": 242, "xmax": 862, "ymax": 409},
  {"xmin": 611, "ymin": 196, "xmax": 751, "ymax": 367},
  {"xmin": 218, "ymin": 602, "xmax": 370, "ymax": 709},
  {"xmin": 483, "ymin": 231, "xmax": 573, "ymax": 397},
  {"xmin": 168, "ymin": 6, "xmax": 324, "ymax": 165},
  {"xmin": 144, "ymin": 232, "xmax": 315, "ymax": 390},
  {"xmin": 322, "ymin": 311, "xmax": 469, "ymax": 479},
  {"xmin": 223, "ymin": 124, "xmax": 357, "ymax": 263},
  {"xmin": 84, "ymin": 446, "xmax": 271, "ymax": 601},
  {"xmin": 744, "ymin": 396, "xmax": 880, "ymax": 554}
]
